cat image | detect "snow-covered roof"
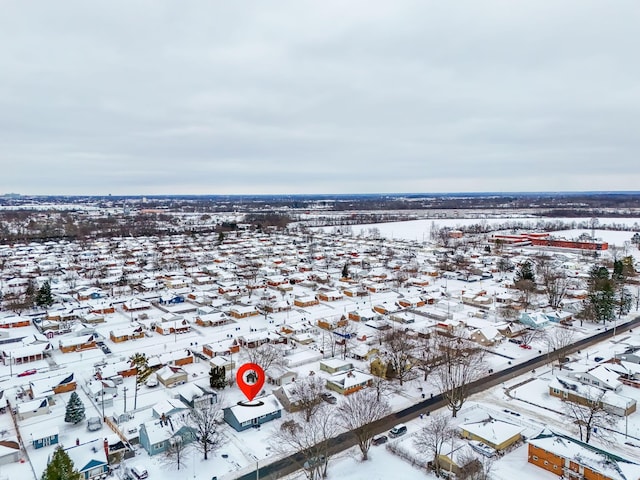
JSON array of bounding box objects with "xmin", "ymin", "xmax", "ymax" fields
[
  {"xmin": 529, "ymin": 433, "xmax": 640, "ymax": 480},
  {"xmin": 226, "ymin": 394, "xmax": 282, "ymax": 424},
  {"xmin": 460, "ymin": 417, "xmax": 524, "ymax": 445}
]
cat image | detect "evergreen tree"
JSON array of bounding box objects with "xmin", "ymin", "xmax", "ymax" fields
[
  {"xmin": 583, "ymin": 265, "xmax": 616, "ymax": 323},
  {"xmin": 209, "ymin": 366, "xmax": 227, "ymax": 389},
  {"xmin": 514, "ymin": 260, "xmax": 535, "ymax": 282},
  {"xmin": 341, "ymin": 263, "xmax": 350, "ymax": 279},
  {"xmin": 130, "ymin": 353, "xmax": 152, "ymax": 409},
  {"xmin": 64, "ymin": 391, "xmax": 86, "ymax": 424},
  {"xmin": 35, "ymin": 281, "xmax": 54, "ymax": 307},
  {"xmin": 41, "ymin": 446, "xmax": 81, "ymax": 480}
]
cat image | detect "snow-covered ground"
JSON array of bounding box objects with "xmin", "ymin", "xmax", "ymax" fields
[{"xmin": 1, "ymin": 215, "xmax": 639, "ymax": 480}]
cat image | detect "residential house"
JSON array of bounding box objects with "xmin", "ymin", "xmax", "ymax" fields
[
  {"xmin": 575, "ymin": 365, "xmax": 623, "ymax": 391},
  {"xmin": 266, "ymin": 365, "xmax": 297, "ymax": 386},
  {"xmin": 65, "ymin": 438, "xmax": 109, "ymax": 480},
  {"xmin": 0, "ymin": 438, "xmax": 21, "ymax": 464},
  {"xmin": 437, "ymin": 441, "xmax": 481, "ymax": 478},
  {"xmin": 326, "ymin": 369, "xmax": 373, "ymax": 396},
  {"xmin": 518, "ymin": 312, "xmax": 550, "ymax": 329},
  {"xmin": 223, "ymin": 394, "xmax": 283, "ymax": 432},
  {"xmin": 31, "ymin": 427, "xmax": 59, "ymax": 450},
  {"xmin": 293, "ymin": 295, "xmax": 318, "ymax": 308},
  {"xmin": 176, "ymin": 383, "xmax": 218, "ymax": 409},
  {"xmin": 195, "ymin": 312, "xmax": 231, "ymax": 327},
  {"xmin": 549, "ymin": 376, "xmax": 636, "ymax": 416},
  {"xmin": 1, "ymin": 341, "xmax": 52, "ymax": 366},
  {"xmin": 203, "ymin": 340, "xmax": 240, "ymax": 358},
  {"xmin": 59, "ymin": 334, "xmax": 98, "ymax": 353},
  {"xmin": 317, "ymin": 290, "xmax": 343, "ymax": 302},
  {"xmin": 17, "ymin": 397, "xmax": 50, "ymax": 420},
  {"xmin": 459, "ymin": 417, "xmax": 524, "ymax": 451},
  {"xmin": 155, "ymin": 319, "xmax": 191, "ymax": 336},
  {"xmin": 272, "ymin": 382, "xmax": 311, "ymax": 413},
  {"xmin": 155, "ymin": 365, "xmax": 188, "ymax": 388},
  {"xmin": 229, "ymin": 305, "xmax": 259, "ymax": 319},
  {"xmin": 0, "ymin": 315, "xmax": 31, "ymax": 328},
  {"xmin": 138, "ymin": 415, "xmax": 196, "ymax": 456},
  {"xmin": 29, "ymin": 371, "xmax": 76, "ymax": 397},
  {"xmin": 319, "ymin": 359, "xmax": 353, "ymax": 374},
  {"xmin": 469, "ymin": 326, "xmax": 503, "ymax": 347},
  {"xmin": 109, "ymin": 325, "xmax": 145, "ymax": 343}
]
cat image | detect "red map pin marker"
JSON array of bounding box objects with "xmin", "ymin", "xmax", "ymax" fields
[{"xmin": 236, "ymin": 363, "xmax": 265, "ymax": 402}]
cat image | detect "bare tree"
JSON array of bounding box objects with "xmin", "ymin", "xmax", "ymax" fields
[
  {"xmin": 162, "ymin": 435, "xmax": 191, "ymax": 471},
  {"xmin": 336, "ymin": 389, "xmax": 391, "ymax": 461},
  {"xmin": 413, "ymin": 412, "xmax": 456, "ymax": 477},
  {"xmin": 536, "ymin": 255, "xmax": 569, "ymax": 309},
  {"xmin": 417, "ymin": 331, "xmax": 439, "ymax": 382},
  {"xmin": 562, "ymin": 387, "xmax": 615, "ymax": 444},
  {"xmin": 431, "ymin": 336, "xmax": 485, "ymax": 417},
  {"xmin": 187, "ymin": 404, "xmax": 225, "ymax": 460},
  {"xmin": 545, "ymin": 326, "xmax": 575, "ymax": 370},
  {"xmin": 457, "ymin": 450, "xmax": 494, "ymax": 480},
  {"xmin": 271, "ymin": 406, "xmax": 338, "ymax": 480},
  {"xmin": 519, "ymin": 328, "xmax": 544, "ymax": 348},
  {"xmin": 382, "ymin": 328, "xmax": 418, "ymax": 386},
  {"xmin": 288, "ymin": 374, "xmax": 325, "ymax": 422},
  {"xmin": 243, "ymin": 343, "xmax": 285, "ymax": 372},
  {"xmin": 496, "ymin": 256, "xmax": 512, "ymax": 279},
  {"xmin": 498, "ymin": 304, "xmax": 519, "ymax": 322}
]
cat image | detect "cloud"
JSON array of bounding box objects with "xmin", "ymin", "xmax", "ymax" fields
[{"xmin": 1, "ymin": 0, "xmax": 639, "ymax": 195}]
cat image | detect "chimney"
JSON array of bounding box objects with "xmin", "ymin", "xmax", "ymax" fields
[{"xmin": 103, "ymin": 438, "xmax": 109, "ymax": 459}]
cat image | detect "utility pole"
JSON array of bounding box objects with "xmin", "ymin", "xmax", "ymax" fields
[{"xmin": 123, "ymin": 386, "xmax": 128, "ymax": 412}]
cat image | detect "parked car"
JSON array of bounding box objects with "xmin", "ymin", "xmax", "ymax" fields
[
  {"xmin": 594, "ymin": 356, "xmax": 604, "ymax": 362},
  {"xmin": 17, "ymin": 369, "xmax": 37, "ymax": 377},
  {"xmin": 508, "ymin": 338, "xmax": 523, "ymax": 345},
  {"xmin": 145, "ymin": 375, "xmax": 158, "ymax": 388},
  {"xmin": 519, "ymin": 343, "xmax": 532, "ymax": 349},
  {"xmin": 87, "ymin": 416, "xmax": 102, "ymax": 431},
  {"xmin": 320, "ymin": 392, "xmax": 337, "ymax": 404},
  {"xmin": 389, "ymin": 424, "xmax": 407, "ymax": 438},
  {"xmin": 372, "ymin": 434, "xmax": 388, "ymax": 446},
  {"xmin": 469, "ymin": 440, "xmax": 496, "ymax": 457},
  {"xmin": 130, "ymin": 465, "xmax": 148, "ymax": 480}
]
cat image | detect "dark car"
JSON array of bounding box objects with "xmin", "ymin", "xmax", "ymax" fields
[
  {"xmin": 320, "ymin": 392, "xmax": 337, "ymax": 404},
  {"xmin": 17, "ymin": 369, "xmax": 37, "ymax": 377},
  {"xmin": 594, "ymin": 356, "xmax": 604, "ymax": 362},
  {"xmin": 372, "ymin": 435, "xmax": 388, "ymax": 446}
]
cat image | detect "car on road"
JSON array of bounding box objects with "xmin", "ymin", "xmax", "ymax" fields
[
  {"xmin": 389, "ymin": 424, "xmax": 407, "ymax": 438},
  {"xmin": 320, "ymin": 392, "xmax": 337, "ymax": 404},
  {"xmin": 594, "ymin": 356, "xmax": 604, "ymax": 362},
  {"xmin": 372, "ymin": 434, "xmax": 388, "ymax": 446},
  {"xmin": 17, "ymin": 369, "xmax": 37, "ymax": 377}
]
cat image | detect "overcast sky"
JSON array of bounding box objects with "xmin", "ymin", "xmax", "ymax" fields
[{"xmin": 1, "ymin": 1, "xmax": 639, "ymax": 196}]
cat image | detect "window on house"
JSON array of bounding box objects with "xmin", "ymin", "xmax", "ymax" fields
[
  {"xmin": 544, "ymin": 460, "xmax": 548, "ymax": 465},
  {"xmin": 533, "ymin": 456, "xmax": 538, "ymax": 461}
]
